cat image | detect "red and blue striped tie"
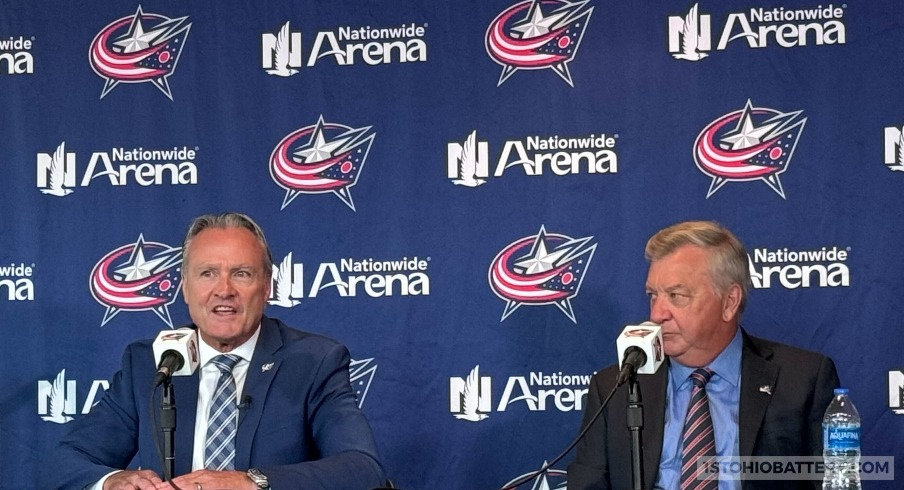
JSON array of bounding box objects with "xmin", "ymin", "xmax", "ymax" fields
[{"xmin": 680, "ymin": 368, "xmax": 718, "ymax": 490}]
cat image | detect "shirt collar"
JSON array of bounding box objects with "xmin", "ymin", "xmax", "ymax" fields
[
  {"xmin": 668, "ymin": 327, "xmax": 743, "ymax": 390},
  {"xmin": 198, "ymin": 323, "xmax": 262, "ymax": 366}
]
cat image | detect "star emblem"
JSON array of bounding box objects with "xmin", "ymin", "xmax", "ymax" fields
[
  {"xmin": 501, "ymin": 462, "xmax": 567, "ymax": 490},
  {"xmin": 514, "ymin": 229, "xmax": 569, "ymax": 274},
  {"xmin": 720, "ymin": 102, "xmax": 780, "ymax": 150},
  {"xmin": 294, "ymin": 118, "xmax": 352, "ymax": 163},
  {"xmin": 114, "ymin": 235, "xmax": 172, "ymax": 281},
  {"xmin": 511, "ymin": 1, "xmax": 567, "ymax": 39},
  {"xmin": 113, "ymin": 16, "xmax": 160, "ymax": 54}
]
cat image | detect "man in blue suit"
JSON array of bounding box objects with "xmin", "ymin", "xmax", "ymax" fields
[{"xmin": 44, "ymin": 212, "xmax": 385, "ymax": 490}]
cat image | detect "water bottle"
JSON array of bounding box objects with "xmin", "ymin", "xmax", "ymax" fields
[{"xmin": 822, "ymin": 388, "xmax": 861, "ymax": 489}]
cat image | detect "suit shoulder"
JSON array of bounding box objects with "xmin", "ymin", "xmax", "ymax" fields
[
  {"xmin": 588, "ymin": 363, "xmax": 621, "ymax": 391},
  {"xmin": 746, "ymin": 333, "xmax": 834, "ymax": 365},
  {"xmin": 122, "ymin": 337, "xmax": 155, "ymax": 361},
  {"xmin": 270, "ymin": 317, "xmax": 348, "ymax": 354}
]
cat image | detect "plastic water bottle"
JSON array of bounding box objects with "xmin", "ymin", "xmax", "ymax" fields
[{"xmin": 822, "ymin": 388, "xmax": 861, "ymax": 489}]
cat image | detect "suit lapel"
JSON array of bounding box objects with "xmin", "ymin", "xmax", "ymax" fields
[
  {"xmin": 235, "ymin": 317, "xmax": 283, "ymax": 469},
  {"xmin": 642, "ymin": 362, "xmax": 669, "ymax": 488},
  {"xmin": 738, "ymin": 332, "xmax": 779, "ymax": 457}
]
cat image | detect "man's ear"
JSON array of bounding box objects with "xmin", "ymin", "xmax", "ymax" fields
[{"xmin": 721, "ymin": 283, "xmax": 742, "ymax": 321}]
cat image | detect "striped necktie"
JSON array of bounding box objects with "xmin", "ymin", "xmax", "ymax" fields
[
  {"xmin": 204, "ymin": 354, "xmax": 240, "ymax": 470},
  {"xmin": 680, "ymin": 368, "xmax": 718, "ymax": 490}
]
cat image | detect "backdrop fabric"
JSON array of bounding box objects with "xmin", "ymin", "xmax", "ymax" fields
[{"xmin": 1, "ymin": 1, "xmax": 902, "ymax": 489}]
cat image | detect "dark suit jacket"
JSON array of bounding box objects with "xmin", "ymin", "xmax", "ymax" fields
[
  {"xmin": 43, "ymin": 316, "xmax": 386, "ymax": 490},
  {"xmin": 567, "ymin": 330, "xmax": 839, "ymax": 490}
]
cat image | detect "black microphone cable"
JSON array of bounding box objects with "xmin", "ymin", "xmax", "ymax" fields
[{"xmin": 498, "ymin": 380, "xmax": 621, "ymax": 490}]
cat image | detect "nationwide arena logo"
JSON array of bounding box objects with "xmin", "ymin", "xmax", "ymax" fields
[
  {"xmin": 489, "ymin": 226, "xmax": 596, "ymax": 323},
  {"xmin": 449, "ymin": 365, "xmax": 591, "ymax": 422},
  {"xmin": 668, "ymin": 2, "xmax": 846, "ymax": 61},
  {"xmin": 882, "ymin": 124, "xmax": 904, "ymax": 172},
  {"xmin": 0, "ymin": 34, "xmax": 34, "ymax": 75},
  {"xmin": 270, "ymin": 115, "xmax": 375, "ymax": 212},
  {"xmin": 0, "ymin": 262, "xmax": 34, "ymax": 301},
  {"xmin": 446, "ymin": 130, "xmax": 618, "ymax": 187},
  {"xmin": 889, "ymin": 370, "xmax": 904, "ymax": 415},
  {"xmin": 694, "ymin": 99, "xmax": 806, "ymax": 199},
  {"xmin": 485, "ymin": 0, "xmax": 593, "ymax": 87},
  {"xmin": 89, "ymin": 6, "xmax": 191, "ymax": 100},
  {"xmin": 266, "ymin": 252, "xmax": 430, "ymax": 304},
  {"xmin": 37, "ymin": 369, "xmax": 110, "ymax": 424},
  {"xmin": 261, "ymin": 20, "xmax": 427, "ymax": 76},
  {"xmin": 36, "ymin": 142, "xmax": 199, "ymax": 196},
  {"xmin": 89, "ymin": 234, "xmax": 182, "ymax": 327},
  {"xmin": 748, "ymin": 245, "xmax": 850, "ymax": 289}
]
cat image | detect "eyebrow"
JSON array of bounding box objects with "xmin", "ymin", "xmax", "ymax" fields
[{"xmin": 645, "ymin": 283, "xmax": 690, "ymax": 292}]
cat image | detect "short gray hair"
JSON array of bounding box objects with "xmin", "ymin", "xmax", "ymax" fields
[
  {"xmin": 645, "ymin": 220, "xmax": 751, "ymax": 313},
  {"xmin": 182, "ymin": 212, "xmax": 273, "ymax": 278}
]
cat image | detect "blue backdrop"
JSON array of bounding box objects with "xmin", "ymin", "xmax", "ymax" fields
[{"xmin": 1, "ymin": 1, "xmax": 902, "ymax": 489}]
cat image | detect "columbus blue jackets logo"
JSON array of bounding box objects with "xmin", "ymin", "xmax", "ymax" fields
[
  {"xmin": 89, "ymin": 234, "xmax": 182, "ymax": 327},
  {"xmin": 489, "ymin": 226, "xmax": 596, "ymax": 323},
  {"xmin": 89, "ymin": 6, "xmax": 191, "ymax": 100},
  {"xmin": 485, "ymin": 0, "xmax": 593, "ymax": 87},
  {"xmin": 502, "ymin": 464, "xmax": 567, "ymax": 490},
  {"xmin": 695, "ymin": 99, "xmax": 806, "ymax": 199},
  {"xmin": 350, "ymin": 357, "xmax": 378, "ymax": 408},
  {"xmin": 270, "ymin": 115, "xmax": 375, "ymax": 212}
]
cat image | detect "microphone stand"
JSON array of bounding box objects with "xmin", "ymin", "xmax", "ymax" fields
[
  {"xmin": 626, "ymin": 376, "xmax": 644, "ymax": 490},
  {"xmin": 160, "ymin": 380, "xmax": 177, "ymax": 481}
]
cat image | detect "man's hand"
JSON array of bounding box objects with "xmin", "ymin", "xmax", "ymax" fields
[
  {"xmin": 103, "ymin": 469, "xmax": 164, "ymax": 490},
  {"xmin": 153, "ymin": 470, "xmax": 255, "ymax": 490}
]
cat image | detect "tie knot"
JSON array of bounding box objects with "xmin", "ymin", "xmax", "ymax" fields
[
  {"xmin": 689, "ymin": 368, "xmax": 714, "ymax": 388},
  {"xmin": 210, "ymin": 354, "xmax": 240, "ymax": 373}
]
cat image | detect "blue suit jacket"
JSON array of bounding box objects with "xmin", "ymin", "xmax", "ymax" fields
[{"xmin": 44, "ymin": 316, "xmax": 386, "ymax": 490}]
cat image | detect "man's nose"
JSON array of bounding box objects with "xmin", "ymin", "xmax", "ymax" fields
[
  {"xmin": 649, "ymin": 296, "xmax": 671, "ymax": 323},
  {"xmin": 213, "ymin": 275, "xmax": 236, "ymax": 297}
]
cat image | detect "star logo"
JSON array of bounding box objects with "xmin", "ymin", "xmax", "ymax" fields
[
  {"xmin": 501, "ymin": 463, "xmax": 568, "ymax": 490},
  {"xmin": 270, "ymin": 115, "xmax": 375, "ymax": 212},
  {"xmin": 89, "ymin": 234, "xmax": 183, "ymax": 327},
  {"xmin": 89, "ymin": 6, "xmax": 192, "ymax": 100},
  {"xmin": 489, "ymin": 225, "xmax": 596, "ymax": 323},
  {"xmin": 486, "ymin": 0, "xmax": 594, "ymax": 87},
  {"xmin": 694, "ymin": 99, "xmax": 807, "ymax": 199}
]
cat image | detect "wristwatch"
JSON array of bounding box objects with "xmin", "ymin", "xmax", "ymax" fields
[{"xmin": 247, "ymin": 468, "xmax": 270, "ymax": 489}]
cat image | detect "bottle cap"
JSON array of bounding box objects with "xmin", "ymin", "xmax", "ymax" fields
[{"xmin": 834, "ymin": 388, "xmax": 849, "ymax": 395}]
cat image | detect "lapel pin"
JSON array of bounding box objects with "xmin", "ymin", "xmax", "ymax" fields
[
  {"xmin": 261, "ymin": 362, "xmax": 274, "ymax": 372},
  {"xmin": 759, "ymin": 385, "xmax": 773, "ymax": 395}
]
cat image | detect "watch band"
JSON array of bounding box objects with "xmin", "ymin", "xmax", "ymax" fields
[{"xmin": 247, "ymin": 468, "xmax": 270, "ymax": 489}]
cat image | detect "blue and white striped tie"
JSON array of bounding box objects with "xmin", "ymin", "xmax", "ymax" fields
[{"xmin": 204, "ymin": 354, "xmax": 240, "ymax": 470}]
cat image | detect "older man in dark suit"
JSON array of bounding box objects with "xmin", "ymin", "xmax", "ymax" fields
[{"xmin": 568, "ymin": 220, "xmax": 839, "ymax": 490}]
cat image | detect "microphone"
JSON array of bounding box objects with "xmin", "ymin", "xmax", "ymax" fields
[
  {"xmin": 152, "ymin": 327, "xmax": 200, "ymax": 386},
  {"xmin": 615, "ymin": 322, "xmax": 664, "ymax": 386}
]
